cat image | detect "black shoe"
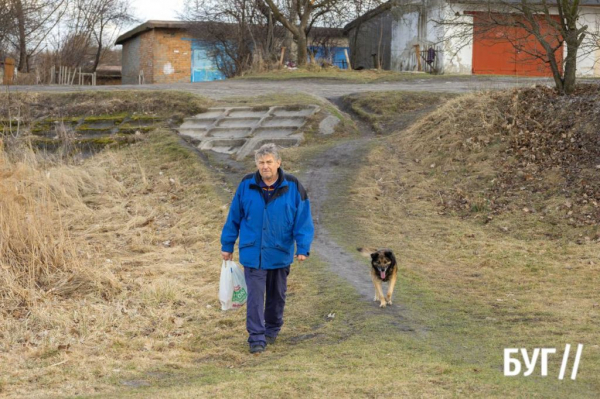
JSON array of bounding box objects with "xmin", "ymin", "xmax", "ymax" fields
[
  {"xmin": 249, "ymin": 343, "xmax": 265, "ymax": 354},
  {"xmin": 265, "ymin": 336, "xmax": 276, "ymax": 345}
]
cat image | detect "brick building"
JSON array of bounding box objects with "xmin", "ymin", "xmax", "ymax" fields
[
  {"xmin": 116, "ymin": 20, "xmax": 349, "ymax": 84},
  {"xmin": 116, "ymin": 21, "xmax": 196, "ymax": 84}
]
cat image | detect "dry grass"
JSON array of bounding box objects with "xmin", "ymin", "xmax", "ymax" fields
[
  {"xmin": 0, "ymin": 130, "xmax": 230, "ymax": 397},
  {"xmin": 237, "ymin": 67, "xmax": 444, "ymax": 83},
  {"xmin": 342, "ymin": 91, "xmax": 458, "ymax": 134},
  {"xmin": 324, "ymin": 90, "xmax": 600, "ymax": 396},
  {"xmin": 0, "ymin": 149, "xmax": 120, "ymax": 310},
  {"xmin": 0, "ymin": 90, "xmax": 213, "ymax": 122}
]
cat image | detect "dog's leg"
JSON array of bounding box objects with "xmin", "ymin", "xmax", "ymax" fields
[
  {"xmin": 386, "ymin": 270, "xmax": 398, "ymax": 306},
  {"xmin": 371, "ymin": 272, "xmax": 380, "ymax": 302},
  {"xmin": 371, "ymin": 273, "xmax": 386, "ymax": 308}
]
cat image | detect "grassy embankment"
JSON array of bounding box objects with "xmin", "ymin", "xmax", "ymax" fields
[
  {"xmin": 323, "ymin": 86, "xmax": 600, "ymax": 397},
  {"xmin": 1, "ymin": 88, "xmax": 597, "ymax": 397},
  {"xmin": 0, "ymin": 90, "xmax": 446, "ymax": 397}
]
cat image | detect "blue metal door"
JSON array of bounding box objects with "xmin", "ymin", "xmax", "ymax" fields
[{"xmin": 191, "ymin": 42, "xmax": 226, "ymax": 82}]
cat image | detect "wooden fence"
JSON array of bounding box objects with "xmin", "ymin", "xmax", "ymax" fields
[{"xmin": 50, "ymin": 66, "xmax": 97, "ymax": 85}]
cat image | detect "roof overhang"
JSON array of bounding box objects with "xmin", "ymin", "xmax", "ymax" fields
[{"xmin": 115, "ymin": 20, "xmax": 189, "ymax": 45}]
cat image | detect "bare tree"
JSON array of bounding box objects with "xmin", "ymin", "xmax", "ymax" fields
[
  {"xmin": 441, "ymin": 0, "xmax": 600, "ymax": 94},
  {"xmin": 8, "ymin": 0, "xmax": 68, "ymax": 72},
  {"xmin": 260, "ymin": 0, "xmax": 346, "ymax": 66},
  {"xmin": 181, "ymin": 0, "xmax": 279, "ymax": 77},
  {"xmin": 0, "ymin": 1, "xmax": 15, "ymax": 55},
  {"xmin": 77, "ymin": 0, "xmax": 135, "ymax": 71},
  {"xmin": 259, "ymin": 0, "xmax": 387, "ymax": 66}
]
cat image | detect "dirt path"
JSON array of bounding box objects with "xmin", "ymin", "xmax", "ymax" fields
[
  {"xmin": 300, "ymin": 122, "xmax": 418, "ymax": 334},
  {"xmin": 196, "ymin": 93, "xmax": 420, "ymax": 330}
]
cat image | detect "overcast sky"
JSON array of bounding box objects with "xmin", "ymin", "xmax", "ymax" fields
[{"xmin": 129, "ymin": 0, "xmax": 186, "ymax": 25}]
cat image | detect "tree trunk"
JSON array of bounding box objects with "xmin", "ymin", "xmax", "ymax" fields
[
  {"xmin": 13, "ymin": 0, "xmax": 28, "ymax": 72},
  {"xmin": 296, "ymin": 32, "xmax": 307, "ymax": 67},
  {"xmin": 92, "ymin": 28, "xmax": 103, "ymax": 72},
  {"xmin": 562, "ymin": 38, "xmax": 578, "ymax": 95}
]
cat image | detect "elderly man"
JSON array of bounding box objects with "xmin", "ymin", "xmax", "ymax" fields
[{"xmin": 221, "ymin": 143, "xmax": 314, "ymax": 354}]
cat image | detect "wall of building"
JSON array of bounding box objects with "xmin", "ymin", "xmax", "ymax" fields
[
  {"xmin": 576, "ymin": 8, "xmax": 600, "ymax": 77},
  {"xmin": 441, "ymin": 3, "xmax": 600, "ymax": 77},
  {"xmin": 152, "ymin": 29, "xmax": 192, "ymax": 84},
  {"xmin": 121, "ymin": 35, "xmax": 140, "ymax": 84},
  {"xmin": 440, "ymin": 3, "xmax": 473, "ymax": 74},
  {"xmin": 388, "ymin": 1, "xmax": 446, "ymax": 73},
  {"xmin": 121, "ymin": 31, "xmax": 155, "ymax": 84},
  {"xmin": 349, "ymin": 1, "xmax": 599, "ymax": 77},
  {"xmin": 347, "ymin": 10, "xmax": 393, "ymax": 70}
]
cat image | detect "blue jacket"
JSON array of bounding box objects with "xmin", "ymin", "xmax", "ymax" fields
[{"xmin": 221, "ymin": 168, "xmax": 314, "ymax": 270}]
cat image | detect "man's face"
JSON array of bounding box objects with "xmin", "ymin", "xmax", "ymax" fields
[{"xmin": 256, "ymin": 154, "xmax": 281, "ymax": 182}]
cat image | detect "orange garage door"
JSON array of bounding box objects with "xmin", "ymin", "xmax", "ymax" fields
[{"xmin": 472, "ymin": 13, "xmax": 563, "ymax": 76}]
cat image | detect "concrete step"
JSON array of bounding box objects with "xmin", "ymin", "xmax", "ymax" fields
[{"xmin": 178, "ymin": 105, "xmax": 320, "ymax": 158}]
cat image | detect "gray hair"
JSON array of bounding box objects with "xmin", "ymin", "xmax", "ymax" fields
[{"xmin": 254, "ymin": 143, "xmax": 281, "ymax": 163}]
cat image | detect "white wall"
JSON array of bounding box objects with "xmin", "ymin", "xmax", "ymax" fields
[
  {"xmin": 440, "ymin": 3, "xmax": 600, "ymax": 77},
  {"xmin": 440, "ymin": 3, "xmax": 473, "ymax": 74},
  {"xmin": 390, "ymin": 11, "xmax": 420, "ymax": 71},
  {"xmin": 576, "ymin": 7, "xmax": 600, "ymax": 77},
  {"xmin": 388, "ymin": 0, "xmax": 447, "ymax": 72}
]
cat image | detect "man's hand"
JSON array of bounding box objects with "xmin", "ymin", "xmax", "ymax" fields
[
  {"xmin": 221, "ymin": 251, "xmax": 233, "ymax": 261},
  {"xmin": 295, "ymin": 255, "xmax": 307, "ymax": 262}
]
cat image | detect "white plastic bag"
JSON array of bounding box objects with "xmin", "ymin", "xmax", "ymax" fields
[
  {"xmin": 230, "ymin": 261, "xmax": 247, "ymax": 309},
  {"xmin": 219, "ymin": 260, "xmax": 247, "ymax": 310}
]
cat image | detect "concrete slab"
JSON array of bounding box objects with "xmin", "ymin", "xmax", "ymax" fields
[
  {"xmin": 200, "ymin": 138, "xmax": 247, "ymax": 154},
  {"xmin": 209, "ymin": 128, "xmax": 253, "ymax": 138},
  {"xmin": 253, "ymin": 127, "xmax": 299, "ymax": 137},
  {"xmin": 180, "ymin": 119, "xmax": 216, "ymax": 128},
  {"xmin": 192, "ymin": 109, "xmax": 227, "ymax": 119},
  {"xmin": 178, "ymin": 105, "xmax": 320, "ymax": 158},
  {"xmin": 217, "ymin": 118, "xmax": 262, "ymax": 128},
  {"xmin": 261, "ymin": 117, "xmax": 305, "ymax": 128}
]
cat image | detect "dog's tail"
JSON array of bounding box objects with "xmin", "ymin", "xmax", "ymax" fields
[{"xmin": 357, "ymin": 247, "xmax": 376, "ymax": 258}]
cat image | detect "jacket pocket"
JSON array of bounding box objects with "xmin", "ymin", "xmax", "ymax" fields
[
  {"xmin": 273, "ymin": 244, "xmax": 291, "ymax": 255},
  {"xmin": 239, "ymin": 240, "xmax": 255, "ymax": 249}
]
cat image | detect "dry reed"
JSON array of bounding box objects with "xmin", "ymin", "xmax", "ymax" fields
[{"xmin": 0, "ymin": 149, "xmax": 120, "ymax": 311}]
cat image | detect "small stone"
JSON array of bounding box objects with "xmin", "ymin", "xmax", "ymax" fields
[{"xmin": 319, "ymin": 115, "xmax": 340, "ymax": 135}]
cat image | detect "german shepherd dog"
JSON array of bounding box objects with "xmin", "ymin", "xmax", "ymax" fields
[{"xmin": 358, "ymin": 248, "xmax": 398, "ymax": 308}]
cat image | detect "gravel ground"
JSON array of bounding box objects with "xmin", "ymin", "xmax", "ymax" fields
[{"xmin": 5, "ymin": 75, "xmax": 565, "ymax": 100}]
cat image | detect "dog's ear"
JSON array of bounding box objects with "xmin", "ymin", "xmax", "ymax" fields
[{"xmin": 370, "ymin": 252, "xmax": 378, "ymax": 261}]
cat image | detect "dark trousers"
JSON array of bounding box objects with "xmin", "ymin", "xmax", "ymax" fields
[{"xmin": 244, "ymin": 266, "xmax": 290, "ymax": 345}]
